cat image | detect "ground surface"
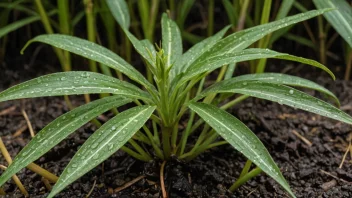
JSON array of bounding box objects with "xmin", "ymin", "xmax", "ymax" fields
[{"xmin": 0, "ymin": 59, "xmax": 352, "ymax": 198}]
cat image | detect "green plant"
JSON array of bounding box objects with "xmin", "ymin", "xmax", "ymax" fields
[
  {"xmin": 0, "ymin": 3, "xmax": 351, "ymax": 197},
  {"xmin": 312, "ymin": 0, "xmax": 352, "ymax": 80}
]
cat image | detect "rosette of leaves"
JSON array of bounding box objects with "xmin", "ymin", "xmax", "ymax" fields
[{"xmin": 0, "ymin": 1, "xmax": 350, "ymax": 197}]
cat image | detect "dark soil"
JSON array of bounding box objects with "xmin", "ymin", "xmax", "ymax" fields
[{"xmin": 1, "ymin": 59, "xmax": 352, "ymax": 198}]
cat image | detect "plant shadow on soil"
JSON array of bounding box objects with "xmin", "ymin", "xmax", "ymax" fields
[{"xmin": 0, "ymin": 58, "xmax": 352, "ymax": 197}]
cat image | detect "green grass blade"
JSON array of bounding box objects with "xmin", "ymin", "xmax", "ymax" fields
[
  {"xmin": 176, "ymin": 0, "xmax": 195, "ymax": 29},
  {"xmin": 105, "ymin": 0, "xmax": 156, "ymax": 67},
  {"xmin": 218, "ymin": 73, "xmax": 339, "ymax": 106},
  {"xmin": 105, "ymin": 0, "xmax": 130, "ymax": 29},
  {"xmin": 196, "ymin": 81, "xmax": 352, "ymax": 125},
  {"xmin": 222, "ymin": 0, "xmax": 237, "ymax": 26},
  {"xmin": 0, "ymin": 15, "xmax": 40, "ymax": 39},
  {"xmin": 0, "ymin": 96, "xmax": 132, "ymax": 187},
  {"xmin": 313, "ymin": 0, "xmax": 352, "ymax": 47},
  {"xmin": 21, "ymin": 34, "xmax": 156, "ymax": 93},
  {"xmin": 193, "ymin": 9, "xmax": 331, "ymax": 62},
  {"xmin": 181, "ymin": 48, "xmax": 334, "ymax": 84},
  {"xmin": 188, "ymin": 102, "xmax": 295, "ymax": 198},
  {"xmin": 125, "ymin": 31, "xmax": 157, "ymax": 67},
  {"xmin": 162, "ymin": 13, "xmax": 182, "ymax": 69},
  {"xmin": 47, "ymin": 105, "xmax": 156, "ymax": 198},
  {"xmin": 0, "ymin": 72, "xmax": 152, "ymax": 102}
]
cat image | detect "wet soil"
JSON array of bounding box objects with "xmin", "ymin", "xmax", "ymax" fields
[{"xmin": 1, "ymin": 59, "xmax": 352, "ymax": 198}]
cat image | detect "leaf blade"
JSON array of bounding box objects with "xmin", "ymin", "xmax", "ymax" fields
[
  {"xmin": 197, "ymin": 9, "xmax": 331, "ymax": 59},
  {"xmin": 215, "ymin": 73, "xmax": 339, "ymax": 105},
  {"xmin": 48, "ymin": 105, "xmax": 156, "ymax": 198},
  {"xmin": 21, "ymin": 34, "xmax": 156, "ymax": 93},
  {"xmin": 162, "ymin": 13, "xmax": 182, "ymax": 68},
  {"xmin": 313, "ymin": 0, "xmax": 352, "ymax": 47},
  {"xmin": 196, "ymin": 81, "xmax": 352, "ymax": 125},
  {"xmin": 181, "ymin": 48, "xmax": 334, "ymax": 84},
  {"xmin": 0, "ymin": 71, "xmax": 152, "ymax": 102},
  {"xmin": 105, "ymin": 0, "xmax": 156, "ymax": 67},
  {"xmin": 0, "ymin": 95, "xmax": 132, "ymax": 187},
  {"xmin": 188, "ymin": 102, "xmax": 295, "ymax": 198}
]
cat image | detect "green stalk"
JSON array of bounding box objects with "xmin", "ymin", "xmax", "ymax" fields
[
  {"xmin": 148, "ymin": 0, "xmax": 160, "ymax": 42},
  {"xmin": 137, "ymin": 0, "xmax": 153, "ymax": 82},
  {"xmin": 34, "ymin": 0, "xmax": 67, "ymax": 71},
  {"xmin": 236, "ymin": 0, "xmax": 250, "ymax": 31},
  {"xmin": 345, "ymin": 50, "xmax": 352, "ymax": 80},
  {"xmin": 318, "ymin": 15, "xmax": 326, "ymax": 65},
  {"xmin": 35, "ymin": 0, "xmax": 73, "ymax": 110},
  {"xmin": 84, "ymin": 0, "xmax": 97, "ymax": 73},
  {"xmin": 220, "ymin": 95, "xmax": 249, "ymax": 110},
  {"xmin": 168, "ymin": 0, "xmax": 175, "ymax": 18},
  {"xmin": 178, "ymin": 77, "xmax": 206, "ymax": 156},
  {"xmin": 120, "ymin": 146, "xmax": 150, "ymax": 162},
  {"xmin": 180, "ymin": 130, "xmax": 218, "ymax": 161},
  {"xmin": 162, "ymin": 125, "xmax": 172, "ymax": 159},
  {"xmin": 133, "ymin": 131, "xmax": 152, "ymax": 145},
  {"xmin": 143, "ymin": 125, "xmax": 164, "ymax": 160},
  {"xmin": 138, "ymin": 0, "xmax": 150, "ymax": 40},
  {"xmin": 57, "ymin": 0, "xmax": 71, "ymax": 70},
  {"xmin": 255, "ymin": 0, "xmax": 272, "ymax": 73},
  {"xmin": 128, "ymin": 139, "xmax": 152, "ymax": 161},
  {"xmin": 153, "ymin": 121, "xmax": 161, "ymax": 146},
  {"xmin": 229, "ymin": 167, "xmax": 262, "ymax": 192},
  {"xmin": 239, "ymin": 160, "xmax": 252, "ymax": 178},
  {"xmin": 206, "ymin": 141, "xmax": 228, "ymax": 149},
  {"xmin": 207, "ymin": 0, "xmax": 214, "ymax": 36}
]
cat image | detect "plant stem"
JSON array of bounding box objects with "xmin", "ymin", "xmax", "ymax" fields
[
  {"xmin": 206, "ymin": 140, "xmax": 228, "ymax": 149},
  {"xmin": 120, "ymin": 146, "xmax": 150, "ymax": 162},
  {"xmin": 255, "ymin": 0, "xmax": 272, "ymax": 73},
  {"xmin": 239, "ymin": 160, "xmax": 252, "ymax": 178},
  {"xmin": 318, "ymin": 15, "xmax": 326, "ymax": 65},
  {"xmin": 0, "ymin": 138, "xmax": 28, "ymax": 196},
  {"xmin": 57, "ymin": 0, "xmax": 71, "ymax": 69},
  {"xmin": 143, "ymin": 125, "xmax": 164, "ymax": 160},
  {"xmin": 26, "ymin": 163, "xmax": 58, "ymax": 182},
  {"xmin": 236, "ymin": 0, "xmax": 250, "ymax": 31},
  {"xmin": 84, "ymin": 0, "xmax": 97, "ymax": 73},
  {"xmin": 148, "ymin": 0, "xmax": 160, "ymax": 42},
  {"xmin": 34, "ymin": 0, "xmax": 68, "ymax": 71},
  {"xmin": 229, "ymin": 166, "xmax": 262, "ymax": 192},
  {"xmin": 344, "ymin": 50, "xmax": 352, "ymax": 80},
  {"xmin": 220, "ymin": 95, "xmax": 249, "ymax": 110},
  {"xmin": 162, "ymin": 125, "xmax": 172, "ymax": 159},
  {"xmin": 35, "ymin": 0, "xmax": 73, "ymax": 109},
  {"xmin": 179, "ymin": 109, "xmax": 196, "ymax": 155},
  {"xmin": 128, "ymin": 139, "xmax": 152, "ymax": 161},
  {"xmin": 207, "ymin": 0, "xmax": 214, "ymax": 36}
]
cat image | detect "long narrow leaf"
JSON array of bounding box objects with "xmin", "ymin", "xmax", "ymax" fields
[
  {"xmin": 106, "ymin": 0, "xmax": 156, "ymax": 67},
  {"xmin": 48, "ymin": 105, "xmax": 156, "ymax": 198},
  {"xmin": 180, "ymin": 48, "xmax": 334, "ymax": 84},
  {"xmin": 0, "ymin": 96, "xmax": 132, "ymax": 187},
  {"xmin": 0, "ymin": 15, "xmax": 39, "ymax": 39},
  {"xmin": 313, "ymin": 0, "xmax": 352, "ymax": 47},
  {"xmin": 188, "ymin": 102, "xmax": 295, "ymax": 198},
  {"xmin": 173, "ymin": 25, "xmax": 231, "ymax": 76},
  {"xmin": 214, "ymin": 73, "xmax": 339, "ymax": 105},
  {"xmin": 195, "ymin": 81, "xmax": 352, "ymax": 125},
  {"xmin": 0, "ymin": 72, "xmax": 152, "ymax": 102},
  {"xmin": 162, "ymin": 13, "xmax": 182, "ymax": 69},
  {"xmin": 192, "ymin": 9, "xmax": 331, "ymax": 64},
  {"xmin": 21, "ymin": 34, "xmax": 157, "ymax": 94},
  {"xmin": 105, "ymin": 0, "xmax": 129, "ymax": 29}
]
